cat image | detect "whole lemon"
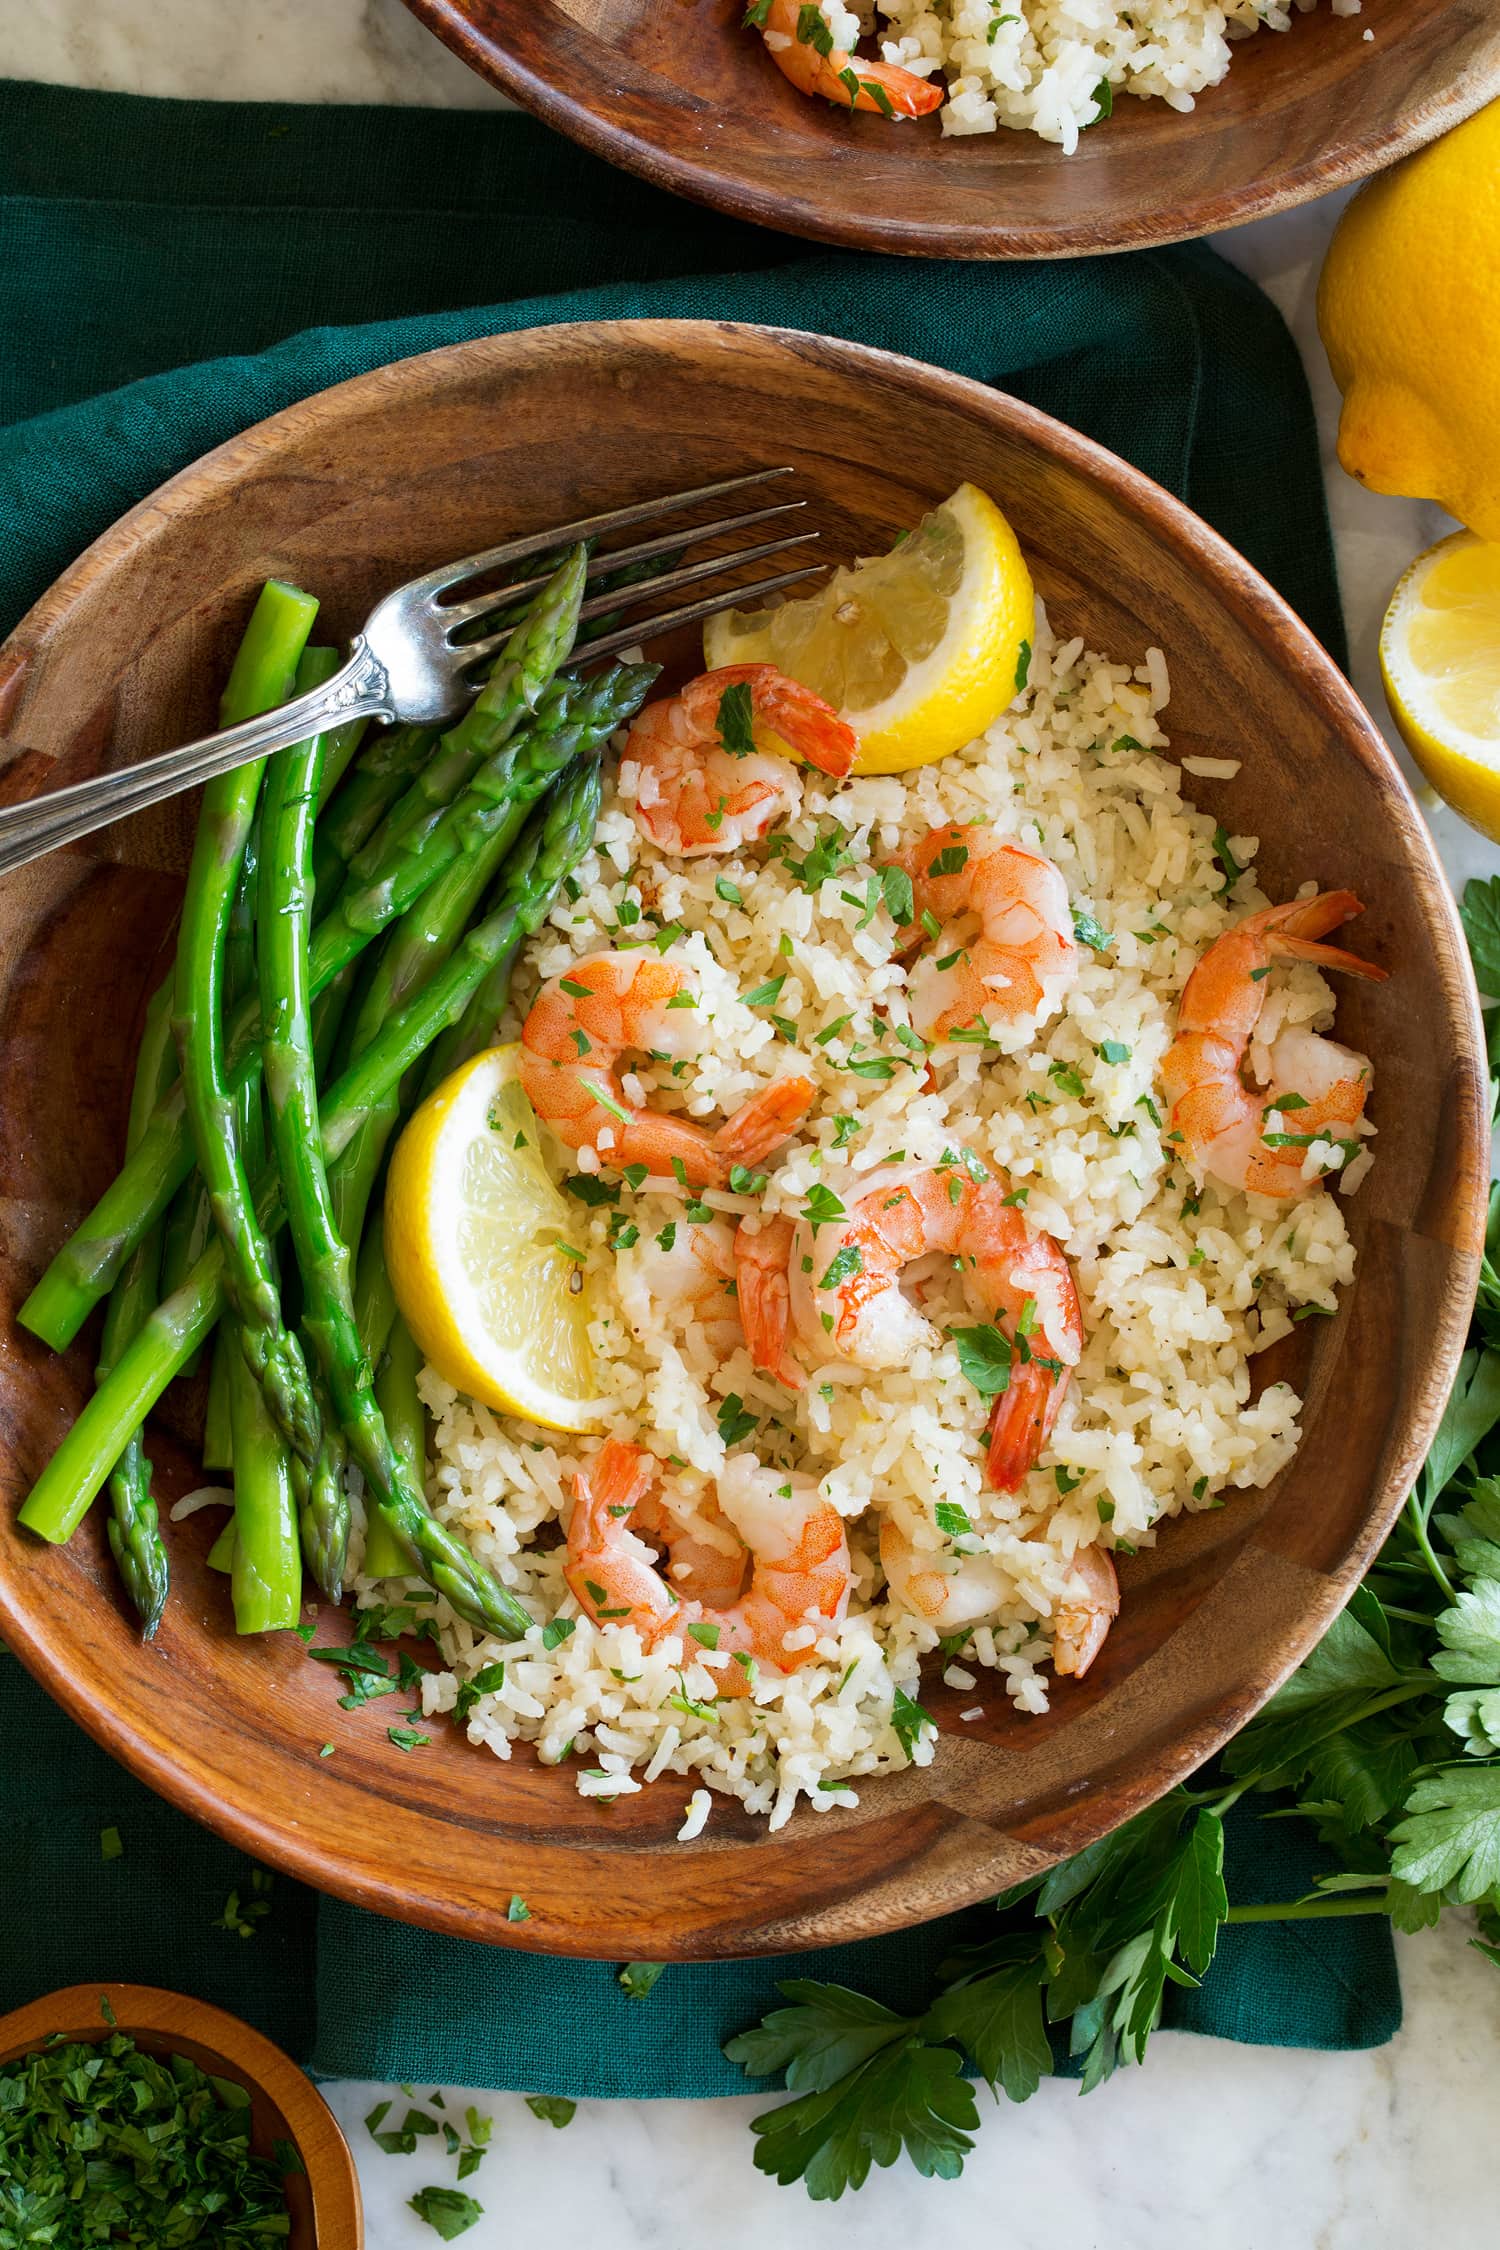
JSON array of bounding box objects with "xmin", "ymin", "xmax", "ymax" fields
[{"xmin": 1318, "ymin": 100, "xmax": 1500, "ymax": 540}]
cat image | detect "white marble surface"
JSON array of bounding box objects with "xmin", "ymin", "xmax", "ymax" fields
[{"xmin": 7, "ymin": 4, "xmax": 1498, "ymax": 2241}]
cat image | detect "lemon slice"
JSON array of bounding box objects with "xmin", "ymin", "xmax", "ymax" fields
[
  {"xmin": 384, "ymin": 1044, "xmax": 606, "ymax": 1431},
  {"xmin": 1380, "ymin": 530, "xmax": 1500, "ymax": 842},
  {"xmin": 703, "ymin": 480, "xmax": 1034, "ymax": 775}
]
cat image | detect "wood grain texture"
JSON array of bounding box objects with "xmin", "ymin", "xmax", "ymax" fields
[
  {"xmin": 398, "ymin": 0, "xmax": 1500, "ymax": 259},
  {"xmin": 0, "ymin": 320, "xmax": 1486, "ymax": 1959},
  {"xmin": 0, "ymin": 1984, "xmax": 361, "ymax": 2248}
]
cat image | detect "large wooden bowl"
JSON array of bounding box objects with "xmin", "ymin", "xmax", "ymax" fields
[
  {"xmin": 0, "ymin": 322, "xmax": 1485, "ymax": 1959},
  {"xmin": 400, "ymin": 0, "xmax": 1500, "ymax": 259},
  {"xmin": 0, "ymin": 1985, "xmax": 361, "ymax": 2248}
]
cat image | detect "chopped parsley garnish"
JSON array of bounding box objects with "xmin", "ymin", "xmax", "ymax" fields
[
  {"xmin": 716, "ymin": 876, "xmax": 743, "ymax": 905},
  {"xmin": 507, "ymin": 1894, "xmax": 532, "ymax": 1922},
  {"xmin": 1091, "ymin": 73, "xmax": 1113, "ymax": 118},
  {"xmin": 454, "ymin": 1661, "xmax": 506, "ymax": 1722},
  {"xmin": 820, "ymin": 1244, "xmax": 864, "ymax": 1290},
  {"xmin": 564, "ymin": 1173, "xmax": 618, "ymax": 1207},
  {"xmin": 542, "ymin": 1618, "xmax": 576, "ymax": 1651},
  {"xmin": 409, "ymin": 2186, "xmax": 485, "ymax": 2239},
  {"xmin": 935, "ymin": 1502, "xmax": 974, "ymax": 1540},
  {"xmin": 930, "ymin": 844, "xmax": 969, "ymax": 877},
  {"xmin": 831, "ymin": 1114, "xmax": 861, "ymax": 1149},
  {"xmin": 743, "ymin": 972, "xmax": 787, "ymax": 1007},
  {"xmin": 1014, "ymin": 639, "xmax": 1033, "ymax": 692},
  {"xmin": 717, "ymin": 1394, "xmax": 760, "ymax": 1446},
  {"xmin": 1072, "ymin": 908, "xmax": 1112, "ymax": 952},
  {"xmin": 845, "ymin": 1056, "xmax": 896, "ymax": 1080},
  {"xmin": 729, "ymin": 1163, "xmax": 767, "ymax": 1195},
  {"xmin": 1097, "ymin": 1040, "xmax": 1131, "ymax": 1065},
  {"xmin": 619, "ymin": 1961, "xmax": 668, "ymax": 2000},
  {"xmin": 1212, "ymin": 824, "xmax": 1243, "ymax": 885},
  {"xmin": 716, "ymin": 680, "xmax": 757, "ymax": 758},
  {"xmin": 655, "ymin": 1222, "xmax": 677, "ymax": 1253},
  {"xmin": 803, "ymin": 1183, "xmax": 847, "ymax": 1232},
  {"xmin": 878, "ymin": 864, "xmax": 915, "ymax": 924},
  {"xmin": 526, "ymin": 2095, "xmax": 577, "ymax": 2129},
  {"xmin": 890, "ymin": 1684, "xmax": 937, "ymax": 1763},
  {"xmin": 1047, "ymin": 1060, "xmax": 1086, "ymax": 1098},
  {"xmin": 951, "ymin": 1323, "xmax": 1013, "ymax": 1398},
  {"xmin": 388, "ymin": 1725, "xmax": 431, "ymax": 1752}
]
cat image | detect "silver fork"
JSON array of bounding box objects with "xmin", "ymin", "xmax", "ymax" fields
[{"xmin": 0, "ymin": 470, "xmax": 820, "ymax": 881}]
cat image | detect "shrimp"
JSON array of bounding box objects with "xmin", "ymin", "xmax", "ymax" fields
[
  {"xmin": 756, "ymin": 0, "xmax": 945, "ymax": 118},
  {"xmin": 1159, "ymin": 892, "xmax": 1388, "ymax": 1200},
  {"xmin": 631, "ymin": 1486, "xmax": 747, "ymax": 1608},
  {"xmin": 895, "ymin": 825, "xmax": 1079, "ymax": 1051},
  {"xmin": 625, "ymin": 664, "xmax": 857, "ymax": 857},
  {"xmin": 733, "ymin": 1215, "xmax": 805, "ymax": 1391},
  {"xmin": 879, "ymin": 1518, "xmax": 1014, "ymax": 1635},
  {"xmin": 879, "ymin": 1521, "xmax": 1118, "ymax": 1680},
  {"xmin": 629, "ymin": 1213, "xmax": 743, "ymax": 1362},
  {"xmin": 782, "ymin": 1164, "xmax": 1082, "ymax": 1488},
  {"xmin": 1052, "ymin": 1547, "xmax": 1120, "ymax": 1680},
  {"xmin": 565, "ymin": 1440, "xmax": 850, "ymax": 1683},
  {"xmin": 520, "ymin": 950, "xmax": 816, "ymax": 1185}
]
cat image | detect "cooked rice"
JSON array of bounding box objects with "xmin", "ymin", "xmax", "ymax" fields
[
  {"xmin": 357, "ymin": 600, "xmax": 1372, "ymax": 1833},
  {"xmin": 839, "ymin": 0, "xmax": 1363, "ymax": 150}
]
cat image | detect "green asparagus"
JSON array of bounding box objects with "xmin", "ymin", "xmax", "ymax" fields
[
  {"xmin": 171, "ymin": 581, "xmax": 343, "ymax": 1595},
  {"xmin": 20, "ymin": 763, "xmax": 602, "ymax": 1637},
  {"xmin": 21, "ymin": 636, "xmax": 593, "ymax": 1351},
  {"xmin": 96, "ymin": 978, "xmax": 176, "ymax": 1638}
]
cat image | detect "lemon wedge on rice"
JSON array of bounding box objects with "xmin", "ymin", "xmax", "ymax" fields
[
  {"xmin": 1380, "ymin": 530, "xmax": 1500, "ymax": 843},
  {"xmin": 703, "ymin": 481, "xmax": 1034, "ymax": 775},
  {"xmin": 384, "ymin": 1044, "xmax": 606, "ymax": 1431}
]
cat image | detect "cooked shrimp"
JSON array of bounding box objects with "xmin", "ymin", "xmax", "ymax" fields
[
  {"xmin": 879, "ymin": 1518, "xmax": 1013, "ymax": 1635},
  {"xmin": 520, "ymin": 950, "xmax": 816, "ymax": 1185},
  {"xmin": 880, "ymin": 1520, "xmax": 1118, "ymax": 1681},
  {"xmin": 629, "ymin": 1213, "xmax": 743, "ymax": 1361},
  {"xmin": 895, "ymin": 825, "xmax": 1079, "ymax": 1050},
  {"xmin": 1052, "ymin": 1546, "xmax": 1119, "ymax": 1680},
  {"xmin": 1159, "ymin": 892, "xmax": 1387, "ymax": 1200},
  {"xmin": 625, "ymin": 664, "xmax": 857, "ymax": 857},
  {"xmin": 734, "ymin": 1214, "xmax": 805, "ymax": 1391},
  {"xmin": 565, "ymin": 1440, "xmax": 850, "ymax": 1683},
  {"xmin": 782, "ymin": 1165, "xmax": 1082, "ymax": 1488},
  {"xmin": 756, "ymin": 0, "xmax": 944, "ymax": 118},
  {"xmin": 631, "ymin": 1486, "xmax": 747, "ymax": 1608}
]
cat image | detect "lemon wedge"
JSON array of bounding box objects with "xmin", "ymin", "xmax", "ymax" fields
[
  {"xmin": 703, "ymin": 480, "xmax": 1034, "ymax": 775},
  {"xmin": 384, "ymin": 1044, "xmax": 606, "ymax": 1431},
  {"xmin": 1380, "ymin": 530, "xmax": 1500, "ymax": 843}
]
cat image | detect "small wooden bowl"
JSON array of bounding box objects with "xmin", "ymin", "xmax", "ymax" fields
[
  {"xmin": 0, "ymin": 1984, "xmax": 361, "ymax": 2249},
  {"xmin": 0, "ymin": 320, "xmax": 1486, "ymax": 1959},
  {"xmin": 400, "ymin": 0, "xmax": 1500, "ymax": 260}
]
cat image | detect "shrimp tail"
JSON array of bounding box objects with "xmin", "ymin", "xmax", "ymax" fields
[
  {"xmin": 985, "ymin": 1362, "xmax": 1070, "ymax": 1491},
  {"xmin": 715, "ymin": 1074, "xmax": 818, "ymax": 1166},
  {"xmin": 1053, "ymin": 1548, "xmax": 1120, "ymax": 1680},
  {"xmin": 735, "ymin": 1215, "xmax": 806, "ymax": 1391},
  {"xmin": 1272, "ymin": 934, "xmax": 1391, "ymax": 983}
]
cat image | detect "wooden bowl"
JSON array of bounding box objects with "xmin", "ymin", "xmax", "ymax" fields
[
  {"xmin": 399, "ymin": 0, "xmax": 1500, "ymax": 259},
  {"xmin": 0, "ymin": 321, "xmax": 1485, "ymax": 1959},
  {"xmin": 0, "ymin": 1984, "xmax": 361, "ymax": 2248}
]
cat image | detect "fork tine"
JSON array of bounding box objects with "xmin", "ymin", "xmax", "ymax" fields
[
  {"xmin": 414, "ymin": 469, "xmax": 795, "ymax": 601},
  {"xmin": 570, "ymin": 564, "xmax": 826, "ymax": 668},
  {"xmin": 440, "ymin": 500, "xmax": 809, "ymax": 630},
  {"xmin": 454, "ymin": 533, "xmax": 820, "ymax": 668}
]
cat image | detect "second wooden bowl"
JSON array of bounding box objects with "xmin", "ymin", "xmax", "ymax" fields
[
  {"xmin": 0, "ymin": 319, "xmax": 1485, "ymax": 1959},
  {"xmin": 0, "ymin": 1984, "xmax": 361, "ymax": 2249},
  {"xmin": 401, "ymin": 0, "xmax": 1500, "ymax": 259}
]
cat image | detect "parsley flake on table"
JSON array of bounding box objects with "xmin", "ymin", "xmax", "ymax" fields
[
  {"xmin": 526, "ymin": 2094, "xmax": 577, "ymax": 2128},
  {"xmin": 409, "ymin": 2184, "xmax": 485, "ymax": 2238}
]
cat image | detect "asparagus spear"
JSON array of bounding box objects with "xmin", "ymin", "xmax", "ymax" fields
[
  {"xmin": 369, "ymin": 1313, "xmax": 427, "ymax": 1581},
  {"xmin": 21, "ymin": 764, "xmax": 602, "ymax": 1637},
  {"xmin": 18, "ymin": 641, "xmax": 615, "ymax": 1356},
  {"xmin": 171, "ymin": 581, "xmax": 345, "ymax": 1597},
  {"xmin": 96, "ymin": 978, "xmax": 177, "ymax": 1638},
  {"xmin": 329, "ymin": 662, "xmax": 656, "ymax": 1247},
  {"xmin": 312, "ymin": 723, "xmax": 438, "ymax": 900},
  {"xmin": 356, "ymin": 544, "xmax": 585, "ymax": 871}
]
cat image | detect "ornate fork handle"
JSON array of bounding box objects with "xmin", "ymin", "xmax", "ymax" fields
[{"xmin": 0, "ymin": 639, "xmax": 392, "ymax": 881}]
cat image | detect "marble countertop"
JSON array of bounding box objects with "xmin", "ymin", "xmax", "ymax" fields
[{"xmin": 6, "ymin": 3, "xmax": 1498, "ymax": 2242}]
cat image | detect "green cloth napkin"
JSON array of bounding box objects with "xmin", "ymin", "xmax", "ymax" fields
[{"xmin": 0, "ymin": 78, "xmax": 1393, "ymax": 2098}]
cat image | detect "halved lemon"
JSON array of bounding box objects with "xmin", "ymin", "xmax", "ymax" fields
[
  {"xmin": 703, "ymin": 480, "xmax": 1034, "ymax": 775},
  {"xmin": 384, "ymin": 1044, "xmax": 606, "ymax": 1431},
  {"xmin": 1380, "ymin": 530, "xmax": 1500, "ymax": 842}
]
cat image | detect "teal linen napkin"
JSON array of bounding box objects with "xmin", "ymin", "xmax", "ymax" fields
[{"xmin": 0, "ymin": 78, "xmax": 1393, "ymax": 2096}]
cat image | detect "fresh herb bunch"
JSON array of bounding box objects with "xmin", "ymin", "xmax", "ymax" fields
[
  {"xmin": 0, "ymin": 2021, "xmax": 294, "ymax": 2245},
  {"xmin": 724, "ymin": 874, "xmax": 1500, "ymax": 2202}
]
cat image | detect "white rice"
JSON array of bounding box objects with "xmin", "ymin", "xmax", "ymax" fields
[
  {"xmin": 359, "ymin": 599, "xmax": 1372, "ymax": 1831},
  {"xmin": 850, "ymin": 0, "xmax": 1363, "ymax": 149}
]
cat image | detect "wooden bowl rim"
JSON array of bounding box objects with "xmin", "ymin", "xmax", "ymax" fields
[
  {"xmin": 400, "ymin": 0, "xmax": 1500, "ymax": 259},
  {"xmin": 0, "ymin": 1982, "xmax": 362, "ymax": 2245},
  {"xmin": 0, "ymin": 317, "xmax": 1484, "ymax": 1954}
]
